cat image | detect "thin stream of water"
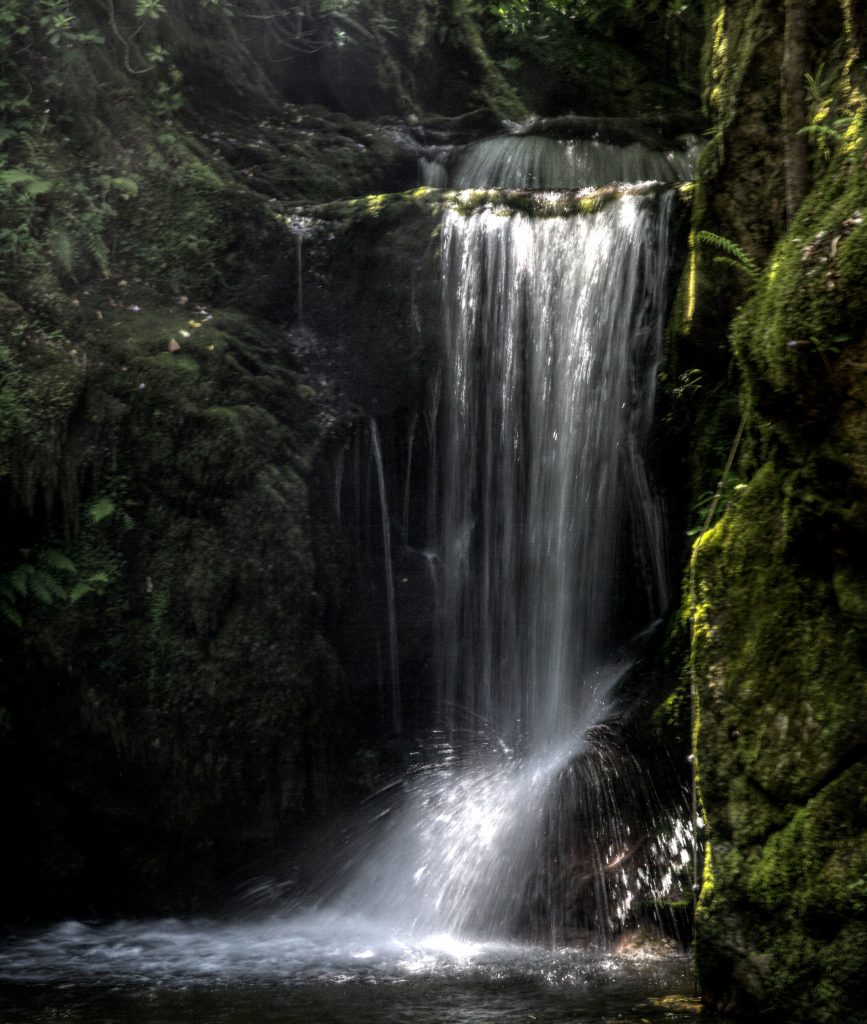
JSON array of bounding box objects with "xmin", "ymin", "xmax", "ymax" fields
[{"xmin": 369, "ymin": 418, "xmax": 402, "ymax": 735}]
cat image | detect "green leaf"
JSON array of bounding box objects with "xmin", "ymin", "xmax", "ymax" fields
[
  {"xmin": 0, "ymin": 168, "xmax": 53, "ymax": 196},
  {"xmin": 28, "ymin": 569, "xmax": 56, "ymax": 604},
  {"xmin": 1, "ymin": 601, "xmax": 22, "ymax": 628},
  {"xmin": 87, "ymin": 497, "xmax": 116, "ymax": 523},
  {"xmin": 39, "ymin": 549, "xmax": 76, "ymax": 574},
  {"xmin": 8, "ymin": 563, "xmax": 34, "ymax": 597},
  {"xmin": 697, "ymin": 230, "xmax": 759, "ymax": 279},
  {"xmin": 68, "ymin": 582, "xmax": 92, "ymax": 604}
]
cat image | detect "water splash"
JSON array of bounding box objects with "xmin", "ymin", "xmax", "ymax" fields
[{"xmin": 333, "ymin": 739, "xmax": 581, "ymax": 937}]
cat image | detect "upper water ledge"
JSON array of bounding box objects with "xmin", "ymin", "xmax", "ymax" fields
[
  {"xmin": 397, "ymin": 113, "xmax": 703, "ymax": 192},
  {"xmin": 423, "ymin": 133, "xmax": 702, "ymax": 192}
]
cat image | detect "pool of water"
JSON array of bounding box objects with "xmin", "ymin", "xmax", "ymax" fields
[{"xmin": 0, "ymin": 911, "xmax": 745, "ymax": 1023}]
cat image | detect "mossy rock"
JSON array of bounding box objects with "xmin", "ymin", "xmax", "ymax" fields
[
  {"xmin": 696, "ymin": 764, "xmax": 867, "ymax": 1022},
  {"xmin": 300, "ymin": 188, "xmax": 444, "ymax": 416},
  {"xmin": 0, "ymin": 297, "xmax": 339, "ymax": 919},
  {"xmin": 688, "ymin": 126, "xmax": 867, "ymax": 1024},
  {"xmin": 731, "ymin": 140, "xmax": 867, "ymax": 461},
  {"xmin": 692, "ymin": 462, "xmax": 867, "ymax": 810}
]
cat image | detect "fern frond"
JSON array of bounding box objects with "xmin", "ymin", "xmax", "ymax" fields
[
  {"xmin": 84, "ymin": 229, "xmax": 110, "ymax": 274},
  {"xmin": 798, "ymin": 123, "xmax": 842, "ymax": 142},
  {"xmin": 1, "ymin": 601, "xmax": 22, "ymax": 628},
  {"xmin": 804, "ymin": 62, "xmax": 828, "ymax": 104},
  {"xmin": 28, "ymin": 568, "xmax": 58, "ymax": 604},
  {"xmin": 8, "ymin": 564, "xmax": 34, "ymax": 597},
  {"xmin": 712, "ymin": 254, "xmax": 758, "ymax": 276},
  {"xmin": 88, "ymin": 497, "xmax": 116, "ymax": 523},
  {"xmin": 68, "ymin": 581, "xmax": 92, "ymax": 604},
  {"xmin": 696, "ymin": 230, "xmax": 759, "ymax": 278},
  {"xmin": 39, "ymin": 550, "xmax": 77, "ymax": 574},
  {"xmin": 48, "ymin": 228, "xmax": 76, "ymax": 275}
]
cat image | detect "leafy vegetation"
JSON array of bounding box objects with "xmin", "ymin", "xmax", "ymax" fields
[
  {"xmin": 696, "ymin": 229, "xmax": 760, "ymax": 279},
  {"xmin": 483, "ymin": 0, "xmax": 693, "ymax": 37},
  {"xmin": 0, "ymin": 548, "xmax": 109, "ymax": 627}
]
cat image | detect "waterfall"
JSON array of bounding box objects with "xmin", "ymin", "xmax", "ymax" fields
[
  {"xmin": 0, "ymin": 133, "xmax": 696, "ymax": 1001},
  {"xmin": 420, "ymin": 131, "xmax": 701, "ymax": 189},
  {"xmin": 324, "ymin": 133, "xmax": 688, "ymax": 942},
  {"xmin": 437, "ymin": 195, "xmax": 672, "ymax": 745},
  {"xmin": 330, "ymin": 186, "xmax": 680, "ymax": 940},
  {"xmin": 452, "ymin": 135, "xmax": 697, "ymax": 189}
]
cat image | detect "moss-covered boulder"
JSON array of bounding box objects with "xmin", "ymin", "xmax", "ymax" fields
[{"xmin": 0, "ymin": 297, "xmax": 337, "ymax": 918}]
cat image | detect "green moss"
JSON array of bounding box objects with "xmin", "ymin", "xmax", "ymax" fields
[
  {"xmin": 692, "ymin": 463, "xmax": 866, "ymax": 809},
  {"xmin": 308, "ymin": 182, "xmax": 687, "ymax": 227},
  {"xmin": 713, "ymin": 768, "xmax": 867, "ymax": 1022},
  {"xmin": 732, "ymin": 133, "xmax": 867, "ymax": 421},
  {"xmin": 447, "ymin": 181, "xmax": 681, "ymax": 218}
]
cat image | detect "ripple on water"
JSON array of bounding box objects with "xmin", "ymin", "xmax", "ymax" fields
[{"xmin": 0, "ymin": 913, "xmax": 711, "ymax": 1024}]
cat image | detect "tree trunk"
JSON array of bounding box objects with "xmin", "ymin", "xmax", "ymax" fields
[{"xmin": 782, "ymin": 0, "xmax": 809, "ymax": 223}]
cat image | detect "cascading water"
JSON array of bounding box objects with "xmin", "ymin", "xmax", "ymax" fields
[
  {"xmin": 324, "ymin": 139, "xmax": 692, "ymax": 943},
  {"xmin": 451, "ymin": 134, "xmax": 698, "ymax": 189},
  {"xmin": 288, "ymin": 214, "xmax": 315, "ymax": 324},
  {"xmin": 437, "ymin": 196, "xmax": 671, "ymax": 743},
  {"xmin": 420, "ymin": 130, "xmax": 701, "ymax": 189}
]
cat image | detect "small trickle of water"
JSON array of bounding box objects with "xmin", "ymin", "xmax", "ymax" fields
[
  {"xmin": 287, "ymin": 214, "xmax": 315, "ymax": 324},
  {"xmin": 369, "ymin": 418, "xmax": 401, "ymax": 735},
  {"xmin": 420, "ymin": 151, "xmax": 450, "ymax": 187}
]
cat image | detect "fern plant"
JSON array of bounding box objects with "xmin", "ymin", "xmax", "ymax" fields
[
  {"xmin": 696, "ymin": 229, "xmax": 760, "ymax": 280},
  {"xmin": 0, "ymin": 548, "xmax": 76, "ymax": 626},
  {"xmin": 799, "ymin": 62, "xmax": 854, "ymax": 161},
  {"xmin": 0, "ymin": 168, "xmax": 53, "ymax": 195},
  {"xmin": 798, "ymin": 117, "xmax": 854, "ymax": 145},
  {"xmin": 1, "ymin": 540, "xmax": 111, "ymax": 628}
]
